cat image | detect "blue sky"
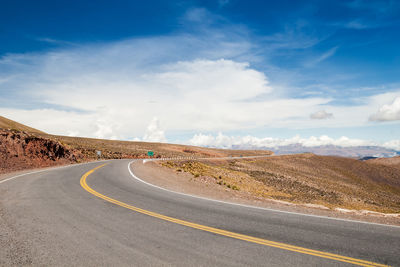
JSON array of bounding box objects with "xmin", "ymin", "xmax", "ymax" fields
[{"xmin": 1, "ymin": 0, "xmax": 400, "ymax": 149}]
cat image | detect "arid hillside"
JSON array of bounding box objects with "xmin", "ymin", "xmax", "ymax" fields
[
  {"xmin": 0, "ymin": 129, "xmax": 84, "ymax": 173},
  {"xmin": 45, "ymin": 134, "xmax": 271, "ymax": 160},
  {"xmin": 160, "ymin": 154, "xmax": 400, "ymax": 213},
  {"xmin": 368, "ymin": 156, "xmax": 400, "ymax": 170},
  {"xmin": 0, "ymin": 116, "xmax": 272, "ymax": 174}
]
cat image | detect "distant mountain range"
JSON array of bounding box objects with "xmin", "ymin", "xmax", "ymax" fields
[
  {"xmin": 229, "ymin": 143, "xmax": 399, "ymax": 158},
  {"xmin": 270, "ymin": 144, "xmax": 399, "ymax": 158}
]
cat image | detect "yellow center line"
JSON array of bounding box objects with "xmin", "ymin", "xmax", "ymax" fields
[{"xmin": 80, "ymin": 163, "xmax": 388, "ymax": 267}]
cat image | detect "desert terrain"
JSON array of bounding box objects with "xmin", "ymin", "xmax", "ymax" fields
[
  {"xmin": 154, "ymin": 154, "xmax": 400, "ymax": 215},
  {"xmin": 0, "ymin": 116, "xmax": 271, "ymax": 174},
  {"xmin": 1, "ymin": 115, "xmax": 399, "ymax": 220}
]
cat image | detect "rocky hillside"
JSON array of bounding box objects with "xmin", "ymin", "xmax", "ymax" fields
[
  {"xmin": 0, "ymin": 116, "xmax": 272, "ymax": 174},
  {"xmin": 0, "ymin": 129, "xmax": 83, "ymax": 174}
]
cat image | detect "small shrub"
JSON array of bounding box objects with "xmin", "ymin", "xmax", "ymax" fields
[{"xmin": 194, "ymin": 173, "xmax": 200, "ymax": 178}]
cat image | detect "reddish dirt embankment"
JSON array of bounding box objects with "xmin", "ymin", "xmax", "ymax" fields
[{"xmin": 0, "ymin": 129, "xmax": 84, "ymax": 174}]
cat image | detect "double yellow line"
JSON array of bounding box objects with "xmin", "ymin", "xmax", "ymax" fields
[{"xmin": 80, "ymin": 164, "xmax": 388, "ymax": 267}]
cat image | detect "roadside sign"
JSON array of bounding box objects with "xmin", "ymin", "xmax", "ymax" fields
[
  {"xmin": 147, "ymin": 151, "xmax": 154, "ymax": 157},
  {"xmin": 96, "ymin": 150, "xmax": 102, "ymax": 157}
]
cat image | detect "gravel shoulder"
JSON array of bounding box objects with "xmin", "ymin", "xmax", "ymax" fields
[{"xmin": 131, "ymin": 160, "xmax": 400, "ymax": 226}]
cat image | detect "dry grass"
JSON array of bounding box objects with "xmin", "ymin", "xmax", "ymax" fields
[
  {"xmin": 161, "ymin": 160, "xmax": 293, "ymax": 200},
  {"xmin": 368, "ymin": 156, "xmax": 400, "ymax": 170},
  {"xmin": 161, "ymin": 154, "xmax": 400, "ymax": 213}
]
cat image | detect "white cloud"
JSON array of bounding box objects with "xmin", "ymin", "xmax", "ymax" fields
[
  {"xmin": 1, "ymin": 30, "xmax": 399, "ymax": 142},
  {"xmin": 312, "ymin": 46, "xmax": 338, "ymax": 65},
  {"xmin": 94, "ymin": 119, "xmax": 119, "ymax": 140},
  {"xmin": 369, "ymin": 97, "xmax": 400, "ymax": 121},
  {"xmin": 310, "ymin": 110, "xmax": 333, "ymax": 120},
  {"xmin": 142, "ymin": 117, "xmax": 167, "ymax": 143},
  {"xmin": 67, "ymin": 130, "xmax": 79, "ymax": 137},
  {"xmin": 383, "ymin": 140, "xmax": 400, "ymax": 151},
  {"xmin": 36, "ymin": 37, "xmax": 76, "ymax": 46},
  {"xmin": 189, "ymin": 133, "xmax": 399, "ymax": 150},
  {"xmin": 0, "ymin": 36, "xmax": 334, "ymax": 138},
  {"xmin": 345, "ymin": 20, "xmax": 370, "ymax": 29}
]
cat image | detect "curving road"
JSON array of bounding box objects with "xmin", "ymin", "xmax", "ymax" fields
[{"xmin": 0, "ymin": 160, "xmax": 399, "ymax": 266}]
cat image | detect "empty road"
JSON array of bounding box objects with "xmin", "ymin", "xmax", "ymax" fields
[{"xmin": 1, "ymin": 160, "xmax": 399, "ymax": 266}]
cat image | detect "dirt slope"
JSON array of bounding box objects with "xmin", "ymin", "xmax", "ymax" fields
[
  {"xmin": 368, "ymin": 156, "xmax": 400, "ymax": 170},
  {"xmin": 0, "ymin": 129, "xmax": 83, "ymax": 174},
  {"xmin": 160, "ymin": 154, "xmax": 400, "ymax": 213}
]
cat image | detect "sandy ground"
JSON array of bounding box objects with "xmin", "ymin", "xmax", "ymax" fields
[{"xmin": 131, "ymin": 160, "xmax": 400, "ymax": 226}]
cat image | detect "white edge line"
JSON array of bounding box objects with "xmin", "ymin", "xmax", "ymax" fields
[
  {"xmin": 0, "ymin": 160, "xmax": 111, "ymax": 185},
  {"xmin": 128, "ymin": 160, "xmax": 400, "ymax": 229}
]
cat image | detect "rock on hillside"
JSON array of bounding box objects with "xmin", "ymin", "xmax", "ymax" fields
[{"xmin": 0, "ymin": 129, "xmax": 83, "ymax": 174}]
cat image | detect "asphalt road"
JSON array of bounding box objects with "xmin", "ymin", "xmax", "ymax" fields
[{"xmin": 0, "ymin": 159, "xmax": 399, "ymax": 266}]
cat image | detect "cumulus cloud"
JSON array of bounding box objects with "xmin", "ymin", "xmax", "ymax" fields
[
  {"xmin": 310, "ymin": 110, "xmax": 333, "ymax": 120},
  {"xmin": 189, "ymin": 132, "xmax": 400, "ymax": 150},
  {"xmin": 94, "ymin": 119, "xmax": 119, "ymax": 140},
  {"xmin": 1, "ymin": 26, "xmax": 399, "ymax": 142},
  {"xmin": 369, "ymin": 97, "xmax": 400, "ymax": 121},
  {"xmin": 0, "ymin": 33, "xmax": 335, "ymax": 139},
  {"xmin": 142, "ymin": 117, "xmax": 166, "ymax": 143},
  {"xmin": 383, "ymin": 140, "xmax": 400, "ymax": 151}
]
